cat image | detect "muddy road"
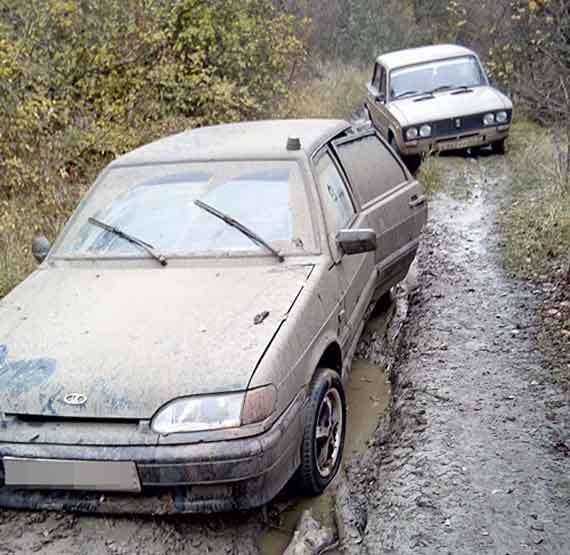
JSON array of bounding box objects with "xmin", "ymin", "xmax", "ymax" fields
[
  {"xmin": 1, "ymin": 152, "xmax": 569, "ymax": 554},
  {"xmin": 343, "ymin": 153, "xmax": 570, "ymax": 554}
]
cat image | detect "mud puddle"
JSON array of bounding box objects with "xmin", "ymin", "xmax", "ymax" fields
[{"xmin": 258, "ymin": 312, "xmax": 392, "ymax": 554}]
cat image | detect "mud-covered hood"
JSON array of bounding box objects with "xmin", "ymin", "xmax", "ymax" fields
[
  {"xmin": 0, "ymin": 263, "xmax": 312, "ymax": 419},
  {"xmin": 389, "ymin": 86, "xmax": 511, "ymax": 126}
]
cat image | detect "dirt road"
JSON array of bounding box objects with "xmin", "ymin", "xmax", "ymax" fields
[{"xmin": 343, "ymin": 153, "xmax": 570, "ymax": 554}]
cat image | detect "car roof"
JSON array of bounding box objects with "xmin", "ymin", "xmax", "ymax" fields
[
  {"xmin": 377, "ymin": 44, "xmax": 476, "ymax": 71},
  {"xmin": 111, "ymin": 119, "xmax": 350, "ymax": 166}
]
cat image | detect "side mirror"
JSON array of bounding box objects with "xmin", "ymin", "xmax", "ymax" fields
[
  {"xmin": 32, "ymin": 234, "xmax": 51, "ymax": 264},
  {"xmin": 336, "ymin": 229, "xmax": 377, "ymax": 256}
]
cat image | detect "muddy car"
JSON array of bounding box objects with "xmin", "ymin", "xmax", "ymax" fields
[
  {"xmin": 0, "ymin": 120, "xmax": 426, "ymax": 514},
  {"xmin": 365, "ymin": 44, "xmax": 513, "ymax": 172}
]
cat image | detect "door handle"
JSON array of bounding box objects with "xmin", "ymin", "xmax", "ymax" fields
[{"xmin": 409, "ymin": 194, "xmax": 426, "ymax": 208}]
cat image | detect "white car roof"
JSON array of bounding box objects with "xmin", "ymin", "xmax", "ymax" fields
[{"xmin": 377, "ymin": 44, "xmax": 476, "ymax": 71}]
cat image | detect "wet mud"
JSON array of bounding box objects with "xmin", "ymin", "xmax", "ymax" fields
[
  {"xmin": 343, "ymin": 153, "xmax": 570, "ymax": 554},
  {"xmin": 258, "ymin": 356, "xmax": 392, "ymax": 555}
]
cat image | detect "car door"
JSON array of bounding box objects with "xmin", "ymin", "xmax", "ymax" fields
[
  {"xmin": 313, "ymin": 148, "xmax": 376, "ymax": 358},
  {"xmin": 332, "ymin": 129, "xmax": 427, "ymax": 293},
  {"xmin": 366, "ymin": 62, "xmax": 390, "ymax": 139}
]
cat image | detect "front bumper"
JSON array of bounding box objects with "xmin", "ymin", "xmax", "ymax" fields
[
  {"xmin": 0, "ymin": 394, "xmax": 304, "ymax": 514},
  {"xmin": 399, "ymin": 125, "xmax": 510, "ymax": 156}
]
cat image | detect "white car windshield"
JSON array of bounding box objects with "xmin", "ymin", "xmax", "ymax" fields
[
  {"xmin": 56, "ymin": 160, "xmax": 315, "ymax": 259},
  {"xmin": 390, "ymin": 56, "xmax": 485, "ymax": 99}
]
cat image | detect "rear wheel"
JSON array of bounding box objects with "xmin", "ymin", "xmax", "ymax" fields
[{"xmin": 298, "ymin": 368, "xmax": 346, "ymax": 495}]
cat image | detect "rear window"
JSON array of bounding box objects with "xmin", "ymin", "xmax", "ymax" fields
[{"xmin": 334, "ymin": 134, "xmax": 407, "ymax": 206}]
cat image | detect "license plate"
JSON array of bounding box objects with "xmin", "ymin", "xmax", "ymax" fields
[
  {"xmin": 437, "ymin": 136, "xmax": 481, "ymax": 151},
  {"xmin": 3, "ymin": 457, "xmax": 141, "ymax": 492}
]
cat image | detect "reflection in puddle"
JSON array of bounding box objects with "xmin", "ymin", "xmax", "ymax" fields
[{"xmin": 258, "ymin": 312, "xmax": 391, "ymax": 554}]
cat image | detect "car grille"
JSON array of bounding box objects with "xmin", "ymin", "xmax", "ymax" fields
[{"xmin": 431, "ymin": 110, "xmax": 512, "ymax": 137}]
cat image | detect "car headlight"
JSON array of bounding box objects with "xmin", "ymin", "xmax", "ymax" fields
[
  {"xmin": 483, "ymin": 113, "xmax": 495, "ymax": 126},
  {"xmin": 405, "ymin": 127, "xmax": 418, "ymax": 141},
  {"xmin": 496, "ymin": 111, "xmax": 508, "ymax": 123},
  {"xmin": 419, "ymin": 124, "xmax": 432, "ymax": 138},
  {"xmin": 151, "ymin": 385, "xmax": 277, "ymax": 434}
]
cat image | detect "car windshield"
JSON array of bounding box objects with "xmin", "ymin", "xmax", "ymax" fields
[
  {"xmin": 390, "ymin": 56, "xmax": 485, "ymax": 99},
  {"xmin": 56, "ymin": 160, "xmax": 315, "ymax": 259}
]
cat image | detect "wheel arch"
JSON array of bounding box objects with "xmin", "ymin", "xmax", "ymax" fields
[{"xmin": 315, "ymin": 340, "xmax": 342, "ymax": 377}]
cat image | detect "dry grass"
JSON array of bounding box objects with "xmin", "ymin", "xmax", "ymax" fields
[
  {"xmin": 499, "ymin": 124, "xmax": 570, "ymax": 277},
  {"xmin": 0, "ymin": 185, "xmax": 85, "ymax": 297},
  {"xmin": 280, "ymin": 62, "xmax": 369, "ymax": 120}
]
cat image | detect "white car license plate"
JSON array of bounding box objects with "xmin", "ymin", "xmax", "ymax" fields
[
  {"xmin": 3, "ymin": 457, "xmax": 141, "ymax": 492},
  {"xmin": 438, "ymin": 135, "xmax": 482, "ymax": 151}
]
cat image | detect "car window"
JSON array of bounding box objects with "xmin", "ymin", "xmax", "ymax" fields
[
  {"xmin": 333, "ymin": 133, "xmax": 407, "ymax": 206},
  {"xmin": 390, "ymin": 55, "xmax": 485, "ymax": 98},
  {"xmin": 314, "ymin": 151, "xmax": 355, "ymax": 232},
  {"xmin": 55, "ymin": 161, "xmax": 316, "ymax": 258},
  {"xmin": 371, "ymin": 64, "xmax": 381, "ymax": 91},
  {"xmin": 378, "ymin": 66, "xmax": 386, "ymax": 96},
  {"xmin": 372, "ymin": 64, "xmax": 386, "ymax": 96}
]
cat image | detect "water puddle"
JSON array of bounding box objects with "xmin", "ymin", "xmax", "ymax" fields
[{"xmin": 258, "ymin": 312, "xmax": 392, "ymax": 554}]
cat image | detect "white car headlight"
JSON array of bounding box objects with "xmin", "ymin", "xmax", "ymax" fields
[
  {"xmin": 496, "ymin": 111, "xmax": 508, "ymax": 123},
  {"xmin": 151, "ymin": 385, "xmax": 276, "ymax": 434},
  {"xmin": 419, "ymin": 124, "xmax": 432, "ymax": 138},
  {"xmin": 405, "ymin": 127, "xmax": 418, "ymax": 141},
  {"xmin": 483, "ymin": 113, "xmax": 495, "ymax": 126}
]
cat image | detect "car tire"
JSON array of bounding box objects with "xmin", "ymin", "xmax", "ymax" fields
[
  {"xmin": 491, "ymin": 139, "xmax": 506, "ymax": 155},
  {"xmin": 298, "ymin": 368, "xmax": 346, "ymax": 496},
  {"xmin": 404, "ymin": 154, "xmax": 422, "ymax": 174}
]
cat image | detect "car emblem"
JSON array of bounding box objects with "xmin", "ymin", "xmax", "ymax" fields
[
  {"xmin": 63, "ymin": 393, "xmax": 87, "ymax": 406},
  {"xmin": 455, "ymin": 118, "xmax": 462, "ymax": 129}
]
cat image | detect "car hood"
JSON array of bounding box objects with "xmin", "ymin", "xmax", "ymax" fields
[
  {"xmin": 389, "ymin": 86, "xmax": 510, "ymax": 126},
  {"xmin": 0, "ymin": 263, "xmax": 312, "ymax": 419}
]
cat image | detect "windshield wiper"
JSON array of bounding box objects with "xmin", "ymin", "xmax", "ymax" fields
[
  {"xmin": 430, "ymin": 85, "xmax": 453, "ymax": 93},
  {"xmin": 87, "ymin": 217, "xmax": 168, "ymax": 266},
  {"xmin": 194, "ymin": 199, "xmax": 284, "ymax": 262},
  {"xmin": 393, "ymin": 90, "xmax": 420, "ymax": 99}
]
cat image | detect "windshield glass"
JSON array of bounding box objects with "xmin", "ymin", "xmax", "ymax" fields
[
  {"xmin": 390, "ymin": 56, "xmax": 485, "ymax": 99},
  {"xmin": 56, "ymin": 160, "xmax": 315, "ymax": 259}
]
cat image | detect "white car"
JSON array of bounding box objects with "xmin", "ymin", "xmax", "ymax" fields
[{"xmin": 365, "ymin": 44, "xmax": 513, "ymax": 171}]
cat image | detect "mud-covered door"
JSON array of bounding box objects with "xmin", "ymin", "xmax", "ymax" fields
[
  {"xmin": 333, "ymin": 130, "xmax": 426, "ymax": 291},
  {"xmin": 313, "ymin": 148, "xmax": 375, "ymax": 355}
]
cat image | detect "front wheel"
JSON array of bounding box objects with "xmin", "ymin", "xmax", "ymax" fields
[
  {"xmin": 298, "ymin": 368, "xmax": 346, "ymax": 495},
  {"xmin": 491, "ymin": 139, "xmax": 506, "ymax": 155}
]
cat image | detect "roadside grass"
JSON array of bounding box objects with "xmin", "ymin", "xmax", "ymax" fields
[
  {"xmin": 498, "ymin": 120, "xmax": 570, "ymax": 278},
  {"xmin": 280, "ymin": 62, "xmax": 369, "ymax": 119},
  {"xmin": 497, "ymin": 122, "xmax": 570, "ymax": 383},
  {"xmin": 0, "ymin": 185, "xmax": 84, "ymax": 298}
]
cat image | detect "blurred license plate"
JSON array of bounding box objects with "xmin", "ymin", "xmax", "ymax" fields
[
  {"xmin": 3, "ymin": 457, "xmax": 141, "ymax": 492},
  {"xmin": 438, "ymin": 136, "xmax": 481, "ymax": 151}
]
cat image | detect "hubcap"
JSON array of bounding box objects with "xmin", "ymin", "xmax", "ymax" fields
[{"xmin": 314, "ymin": 387, "xmax": 343, "ymax": 478}]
